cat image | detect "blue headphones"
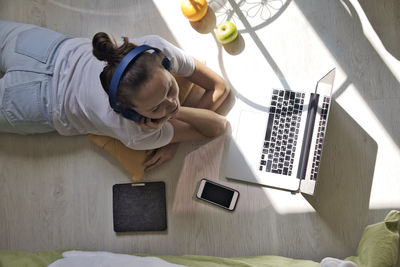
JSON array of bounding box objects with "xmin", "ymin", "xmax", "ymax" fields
[{"xmin": 108, "ymin": 45, "xmax": 171, "ymax": 122}]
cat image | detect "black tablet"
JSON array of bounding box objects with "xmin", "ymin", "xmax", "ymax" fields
[{"xmin": 112, "ymin": 182, "xmax": 167, "ymax": 232}]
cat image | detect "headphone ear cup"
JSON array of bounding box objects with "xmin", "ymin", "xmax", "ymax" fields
[{"xmin": 162, "ymin": 57, "xmax": 171, "ymax": 72}]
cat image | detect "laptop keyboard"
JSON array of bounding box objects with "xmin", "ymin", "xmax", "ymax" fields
[
  {"xmin": 310, "ymin": 96, "xmax": 330, "ymax": 180},
  {"xmin": 259, "ymin": 89, "xmax": 305, "ymax": 176}
]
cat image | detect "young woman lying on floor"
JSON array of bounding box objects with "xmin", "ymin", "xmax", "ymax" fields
[{"xmin": 0, "ymin": 20, "xmax": 230, "ymax": 171}]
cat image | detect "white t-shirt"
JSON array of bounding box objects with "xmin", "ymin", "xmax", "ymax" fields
[{"xmin": 51, "ymin": 35, "xmax": 195, "ymax": 150}]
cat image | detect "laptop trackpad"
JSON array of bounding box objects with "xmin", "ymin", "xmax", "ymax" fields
[{"xmin": 225, "ymin": 110, "xmax": 267, "ymax": 183}]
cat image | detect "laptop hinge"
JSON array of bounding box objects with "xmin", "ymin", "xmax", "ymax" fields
[{"xmin": 297, "ymin": 93, "xmax": 319, "ymax": 180}]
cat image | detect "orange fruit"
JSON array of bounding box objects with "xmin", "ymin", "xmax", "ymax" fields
[{"xmin": 181, "ymin": 0, "xmax": 208, "ymax": 22}]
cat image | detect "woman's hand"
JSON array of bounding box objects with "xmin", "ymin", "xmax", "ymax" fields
[
  {"xmin": 143, "ymin": 143, "xmax": 179, "ymax": 171},
  {"xmin": 138, "ymin": 116, "xmax": 171, "ymax": 130}
]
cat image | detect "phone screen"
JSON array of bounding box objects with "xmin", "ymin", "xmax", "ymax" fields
[{"xmin": 201, "ymin": 181, "xmax": 235, "ymax": 209}]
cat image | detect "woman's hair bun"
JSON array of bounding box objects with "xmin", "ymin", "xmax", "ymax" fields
[{"xmin": 92, "ymin": 32, "xmax": 116, "ymax": 63}]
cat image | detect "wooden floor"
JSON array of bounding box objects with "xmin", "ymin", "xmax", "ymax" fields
[{"xmin": 0, "ymin": 0, "xmax": 399, "ymax": 264}]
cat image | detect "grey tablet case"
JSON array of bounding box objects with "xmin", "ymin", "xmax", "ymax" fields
[{"xmin": 112, "ymin": 182, "xmax": 167, "ymax": 232}]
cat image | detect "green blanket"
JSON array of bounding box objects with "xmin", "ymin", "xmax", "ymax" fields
[
  {"xmin": 1, "ymin": 210, "xmax": 399, "ymax": 267},
  {"xmin": 345, "ymin": 210, "xmax": 400, "ymax": 267}
]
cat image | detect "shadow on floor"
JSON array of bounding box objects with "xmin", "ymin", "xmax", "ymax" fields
[{"xmin": 358, "ymin": 0, "xmax": 400, "ymax": 60}]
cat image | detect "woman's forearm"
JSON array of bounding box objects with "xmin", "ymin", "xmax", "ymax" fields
[
  {"xmin": 175, "ymin": 106, "xmax": 227, "ymax": 137},
  {"xmin": 195, "ymin": 82, "xmax": 230, "ymax": 111},
  {"xmin": 186, "ymin": 59, "xmax": 231, "ymax": 112}
]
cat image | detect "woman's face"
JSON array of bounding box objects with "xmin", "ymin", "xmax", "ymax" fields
[{"xmin": 128, "ymin": 67, "xmax": 180, "ymax": 120}]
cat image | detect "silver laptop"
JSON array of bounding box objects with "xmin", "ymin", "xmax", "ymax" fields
[{"xmin": 225, "ymin": 69, "xmax": 336, "ymax": 195}]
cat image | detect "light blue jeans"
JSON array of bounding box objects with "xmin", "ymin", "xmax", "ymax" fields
[{"xmin": 0, "ymin": 20, "xmax": 70, "ymax": 134}]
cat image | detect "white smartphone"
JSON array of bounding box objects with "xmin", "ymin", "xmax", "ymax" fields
[{"xmin": 196, "ymin": 179, "xmax": 239, "ymax": 211}]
